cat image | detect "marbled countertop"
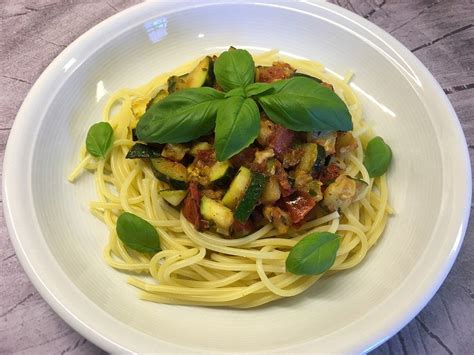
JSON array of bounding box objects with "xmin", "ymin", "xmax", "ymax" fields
[{"xmin": 1, "ymin": 1, "xmax": 473, "ymax": 353}]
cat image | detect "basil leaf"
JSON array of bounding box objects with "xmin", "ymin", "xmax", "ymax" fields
[
  {"xmin": 116, "ymin": 212, "xmax": 161, "ymax": 254},
  {"xmin": 244, "ymin": 82, "xmax": 274, "ymax": 97},
  {"xmin": 286, "ymin": 232, "xmax": 340, "ymax": 275},
  {"xmin": 215, "ymin": 96, "xmax": 260, "ymax": 161},
  {"xmin": 86, "ymin": 122, "xmax": 114, "ymax": 158},
  {"xmin": 214, "ymin": 49, "xmax": 255, "ymax": 91},
  {"xmin": 136, "ymin": 87, "xmax": 224, "ymax": 143},
  {"xmin": 293, "ymin": 72, "xmax": 322, "ymax": 83},
  {"xmin": 363, "ymin": 136, "xmax": 392, "ymax": 177},
  {"xmin": 125, "ymin": 143, "xmax": 162, "ymax": 159},
  {"xmin": 225, "ymin": 87, "xmax": 245, "ymax": 98},
  {"xmin": 258, "ymin": 77, "xmax": 352, "ymax": 132}
]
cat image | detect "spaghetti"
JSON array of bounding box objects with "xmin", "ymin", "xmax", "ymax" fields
[{"xmin": 69, "ymin": 50, "xmax": 392, "ymax": 308}]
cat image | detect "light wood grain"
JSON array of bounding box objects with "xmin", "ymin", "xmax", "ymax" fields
[{"xmin": 1, "ymin": 1, "xmax": 473, "ymax": 354}]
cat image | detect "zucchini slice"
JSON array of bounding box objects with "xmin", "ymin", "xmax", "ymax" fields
[
  {"xmin": 168, "ymin": 56, "xmax": 214, "ymax": 93},
  {"xmin": 313, "ymin": 144, "xmax": 326, "ymax": 175},
  {"xmin": 200, "ymin": 196, "xmax": 234, "ymax": 231},
  {"xmin": 126, "ymin": 143, "xmax": 162, "ymax": 159},
  {"xmin": 234, "ymin": 172, "xmax": 267, "ymax": 222},
  {"xmin": 150, "ymin": 158, "xmax": 188, "ymax": 190},
  {"xmin": 190, "ymin": 142, "xmax": 213, "ymax": 156},
  {"xmin": 297, "ymin": 143, "xmax": 319, "ymax": 173},
  {"xmin": 209, "ymin": 161, "xmax": 235, "ymax": 188},
  {"xmin": 261, "ymin": 176, "xmax": 281, "ymax": 204},
  {"xmin": 158, "ymin": 190, "xmax": 187, "ymax": 206},
  {"xmin": 222, "ymin": 166, "xmax": 252, "ymax": 209},
  {"xmin": 161, "ymin": 143, "xmax": 189, "ymax": 162},
  {"xmin": 148, "ymin": 89, "xmax": 168, "ymax": 109}
]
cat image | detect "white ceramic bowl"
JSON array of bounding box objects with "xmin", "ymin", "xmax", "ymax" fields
[{"xmin": 3, "ymin": 0, "xmax": 471, "ymax": 353}]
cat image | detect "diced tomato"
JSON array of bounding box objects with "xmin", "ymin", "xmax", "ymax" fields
[
  {"xmin": 230, "ymin": 147, "xmax": 257, "ymax": 168},
  {"xmin": 250, "ymin": 208, "xmax": 266, "ymax": 228},
  {"xmin": 268, "ymin": 125, "xmax": 294, "ymax": 158},
  {"xmin": 232, "ymin": 220, "xmax": 254, "ymax": 238},
  {"xmin": 319, "ymin": 164, "xmax": 342, "ymax": 184},
  {"xmin": 195, "ymin": 149, "xmax": 215, "ymax": 166},
  {"xmin": 274, "ymin": 161, "xmax": 294, "ymax": 197},
  {"xmin": 182, "ymin": 182, "xmax": 203, "ymax": 231},
  {"xmin": 256, "ymin": 62, "xmax": 295, "ymax": 83},
  {"xmin": 282, "ymin": 191, "xmax": 316, "ymax": 224}
]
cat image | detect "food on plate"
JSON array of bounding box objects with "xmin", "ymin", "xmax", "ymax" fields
[{"xmin": 69, "ymin": 47, "xmax": 393, "ymax": 308}]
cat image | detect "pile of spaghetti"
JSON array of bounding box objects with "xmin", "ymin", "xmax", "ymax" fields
[{"xmin": 69, "ymin": 48, "xmax": 393, "ymax": 308}]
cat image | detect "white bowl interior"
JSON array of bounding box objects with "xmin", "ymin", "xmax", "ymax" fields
[{"xmin": 6, "ymin": 1, "xmax": 469, "ymax": 353}]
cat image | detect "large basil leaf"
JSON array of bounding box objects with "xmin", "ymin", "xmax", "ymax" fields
[
  {"xmin": 215, "ymin": 96, "xmax": 260, "ymax": 161},
  {"xmin": 225, "ymin": 87, "xmax": 245, "ymax": 98},
  {"xmin": 286, "ymin": 232, "xmax": 340, "ymax": 275},
  {"xmin": 258, "ymin": 77, "xmax": 353, "ymax": 132},
  {"xmin": 136, "ymin": 87, "xmax": 224, "ymax": 143},
  {"xmin": 244, "ymin": 82, "xmax": 274, "ymax": 97},
  {"xmin": 214, "ymin": 49, "xmax": 255, "ymax": 92},
  {"xmin": 116, "ymin": 212, "xmax": 161, "ymax": 254},
  {"xmin": 363, "ymin": 136, "xmax": 392, "ymax": 177},
  {"xmin": 86, "ymin": 122, "xmax": 114, "ymax": 158}
]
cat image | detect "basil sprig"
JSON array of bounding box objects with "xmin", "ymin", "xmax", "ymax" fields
[
  {"xmin": 286, "ymin": 232, "xmax": 340, "ymax": 275},
  {"xmin": 135, "ymin": 47, "xmax": 354, "ymax": 161},
  {"xmin": 244, "ymin": 82, "xmax": 274, "ymax": 97},
  {"xmin": 215, "ymin": 96, "xmax": 260, "ymax": 161},
  {"xmin": 86, "ymin": 122, "xmax": 114, "ymax": 158},
  {"xmin": 258, "ymin": 77, "xmax": 352, "ymax": 131},
  {"xmin": 363, "ymin": 136, "xmax": 392, "ymax": 177},
  {"xmin": 116, "ymin": 212, "xmax": 161, "ymax": 254},
  {"xmin": 136, "ymin": 87, "xmax": 224, "ymax": 143},
  {"xmin": 214, "ymin": 48, "xmax": 255, "ymax": 91}
]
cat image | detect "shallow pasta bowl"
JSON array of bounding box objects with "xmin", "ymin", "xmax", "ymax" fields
[{"xmin": 3, "ymin": 0, "xmax": 471, "ymax": 353}]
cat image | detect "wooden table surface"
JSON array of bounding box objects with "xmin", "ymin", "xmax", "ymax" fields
[{"xmin": 1, "ymin": 1, "xmax": 473, "ymax": 353}]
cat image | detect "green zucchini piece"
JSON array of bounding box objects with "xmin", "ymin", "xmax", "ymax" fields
[
  {"xmin": 234, "ymin": 172, "xmax": 267, "ymax": 222},
  {"xmin": 158, "ymin": 189, "xmax": 187, "ymax": 206},
  {"xmin": 313, "ymin": 144, "xmax": 326, "ymax": 175},
  {"xmin": 167, "ymin": 74, "xmax": 187, "ymax": 93},
  {"xmin": 148, "ymin": 89, "xmax": 168, "ymax": 108},
  {"xmin": 261, "ymin": 176, "xmax": 281, "ymax": 204},
  {"xmin": 150, "ymin": 158, "xmax": 188, "ymax": 189},
  {"xmin": 209, "ymin": 161, "xmax": 235, "ymax": 188},
  {"xmin": 297, "ymin": 143, "xmax": 318, "ymax": 173},
  {"xmin": 161, "ymin": 143, "xmax": 189, "ymax": 162},
  {"xmin": 126, "ymin": 143, "xmax": 162, "ymax": 159},
  {"xmin": 200, "ymin": 196, "xmax": 234, "ymax": 231},
  {"xmin": 190, "ymin": 142, "xmax": 213, "ymax": 156},
  {"xmin": 222, "ymin": 166, "xmax": 252, "ymax": 209},
  {"xmin": 168, "ymin": 56, "xmax": 214, "ymax": 93}
]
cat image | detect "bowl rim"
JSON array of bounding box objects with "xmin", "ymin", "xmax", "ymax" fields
[{"xmin": 3, "ymin": 0, "xmax": 471, "ymax": 353}]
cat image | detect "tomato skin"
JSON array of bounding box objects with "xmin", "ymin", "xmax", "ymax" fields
[
  {"xmin": 182, "ymin": 182, "xmax": 203, "ymax": 231},
  {"xmin": 283, "ymin": 191, "xmax": 316, "ymax": 224},
  {"xmin": 269, "ymin": 125, "xmax": 294, "ymax": 159}
]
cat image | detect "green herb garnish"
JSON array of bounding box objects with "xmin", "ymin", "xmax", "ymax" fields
[
  {"xmin": 215, "ymin": 96, "xmax": 260, "ymax": 161},
  {"xmin": 135, "ymin": 47, "xmax": 353, "ymax": 161},
  {"xmin": 86, "ymin": 122, "xmax": 114, "ymax": 158},
  {"xmin": 214, "ymin": 48, "xmax": 255, "ymax": 91},
  {"xmin": 363, "ymin": 136, "xmax": 393, "ymax": 177},
  {"xmin": 286, "ymin": 232, "xmax": 340, "ymax": 275},
  {"xmin": 116, "ymin": 212, "xmax": 161, "ymax": 254},
  {"xmin": 136, "ymin": 87, "xmax": 224, "ymax": 143}
]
